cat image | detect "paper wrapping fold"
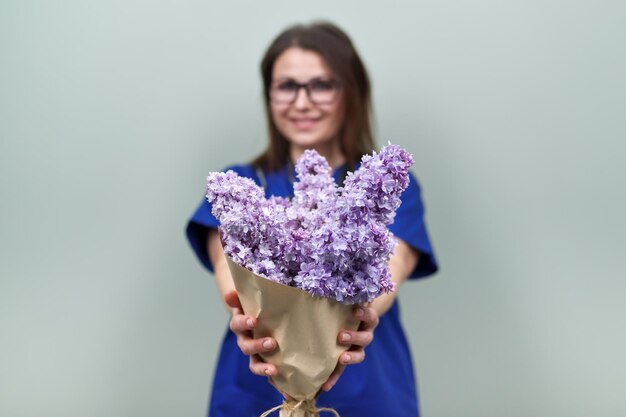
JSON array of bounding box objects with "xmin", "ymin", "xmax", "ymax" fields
[{"xmin": 226, "ymin": 256, "xmax": 360, "ymax": 403}]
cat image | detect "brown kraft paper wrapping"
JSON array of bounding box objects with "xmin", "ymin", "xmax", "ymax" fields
[{"xmin": 226, "ymin": 256, "xmax": 360, "ymax": 416}]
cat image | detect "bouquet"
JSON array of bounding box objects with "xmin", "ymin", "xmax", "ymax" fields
[{"xmin": 206, "ymin": 144, "xmax": 413, "ymax": 416}]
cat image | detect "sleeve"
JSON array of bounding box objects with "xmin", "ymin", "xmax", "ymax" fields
[
  {"xmin": 184, "ymin": 165, "xmax": 258, "ymax": 273},
  {"xmin": 388, "ymin": 171, "xmax": 438, "ymax": 279},
  {"xmin": 185, "ymin": 195, "xmax": 220, "ymax": 273}
]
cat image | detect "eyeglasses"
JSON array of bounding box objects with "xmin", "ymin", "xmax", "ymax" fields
[{"xmin": 270, "ymin": 78, "xmax": 341, "ymax": 105}]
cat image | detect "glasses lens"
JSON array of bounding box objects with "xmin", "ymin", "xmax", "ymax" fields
[
  {"xmin": 308, "ymin": 80, "xmax": 337, "ymax": 104},
  {"xmin": 271, "ymin": 81, "xmax": 298, "ymax": 103}
]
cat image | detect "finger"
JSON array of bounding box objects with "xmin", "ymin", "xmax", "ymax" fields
[
  {"xmin": 237, "ymin": 335, "xmax": 277, "ymax": 356},
  {"xmin": 322, "ymin": 363, "xmax": 345, "ymax": 392},
  {"xmin": 337, "ymin": 329, "xmax": 373, "ymax": 348},
  {"xmin": 224, "ymin": 290, "xmax": 243, "ymax": 313},
  {"xmin": 339, "ymin": 348, "xmax": 365, "ymax": 365},
  {"xmin": 354, "ymin": 306, "xmax": 379, "ymax": 331},
  {"xmin": 249, "ymin": 354, "xmax": 277, "ymax": 377},
  {"xmin": 229, "ymin": 314, "xmax": 257, "ymax": 333}
]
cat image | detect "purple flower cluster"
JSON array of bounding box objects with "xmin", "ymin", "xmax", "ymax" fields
[{"xmin": 206, "ymin": 144, "xmax": 413, "ymax": 304}]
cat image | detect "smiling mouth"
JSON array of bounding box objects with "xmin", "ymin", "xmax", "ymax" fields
[{"xmin": 290, "ymin": 118, "xmax": 321, "ymax": 129}]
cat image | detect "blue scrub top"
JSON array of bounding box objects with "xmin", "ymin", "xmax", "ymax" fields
[{"xmin": 186, "ymin": 163, "xmax": 438, "ymax": 417}]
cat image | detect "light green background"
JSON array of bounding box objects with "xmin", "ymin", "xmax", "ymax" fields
[{"xmin": 1, "ymin": 1, "xmax": 625, "ymax": 416}]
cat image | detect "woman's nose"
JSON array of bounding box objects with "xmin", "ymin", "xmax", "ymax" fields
[{"xmin": 293, "ymin": 87, "xmax": 312, "ymax": 109}]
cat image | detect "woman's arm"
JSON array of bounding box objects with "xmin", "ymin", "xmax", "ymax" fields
[
  {"xmin": 322, "ymin": 238, "xmax": 419, "ymax": 391},
  {"xmin": 207, "ymin": 229, "xmax": 236, "ymax": 311},
  {"xmin": 371, "ymin": 238, "xmax": 419, "ymax": 316},
  {"xmin": 207, "ymin": 228, "xmax": 279, "ymax": 377}
]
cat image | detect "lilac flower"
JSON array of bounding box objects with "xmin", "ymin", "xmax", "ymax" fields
[{"xmin": 205, "ymin": 144, "xmax": 413, "ymax": 304}]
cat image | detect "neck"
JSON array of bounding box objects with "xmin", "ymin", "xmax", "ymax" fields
[{"xmin": 289, "ymin": 142, "xmax": 346, "ymax": 171}]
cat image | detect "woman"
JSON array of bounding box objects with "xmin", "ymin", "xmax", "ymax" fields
[{"xmin": 186, "ymin": 22, "xmax": 438, "ymax": 417}]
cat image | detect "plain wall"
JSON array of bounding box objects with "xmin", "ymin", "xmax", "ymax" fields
[{"xmin": 1, "ymin": 1, "xmax": 625, "ymax": 416}]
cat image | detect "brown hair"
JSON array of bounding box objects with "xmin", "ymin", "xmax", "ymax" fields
[{"xmin": 252, "ymin": 21, "xmax": 375, "ymax": 172}]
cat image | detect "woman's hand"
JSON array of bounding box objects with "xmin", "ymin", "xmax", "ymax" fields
[
  {"xmin": 321, "ymin": 305, "xmax": 379, "ymax": 392},
  {"xmin": 224, "ymin": 290, "xmax": 279, "ymax": 377}
]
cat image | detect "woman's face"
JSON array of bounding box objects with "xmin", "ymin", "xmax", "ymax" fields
[{"xmin": 270, "ymin": 47, "xmax": 345, "ymax": 151}]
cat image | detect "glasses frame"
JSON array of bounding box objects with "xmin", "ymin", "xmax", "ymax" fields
[{"xmin": 269, "ymin": 78, "xmax": 342, "ymax": 105}]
